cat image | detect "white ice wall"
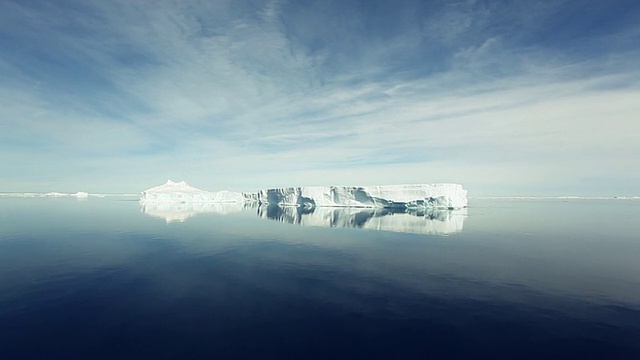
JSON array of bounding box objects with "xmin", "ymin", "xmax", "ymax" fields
[
  {"xmin": 257, "ymin": 184, "xmax": 467, "ymax": 209},
  {"xmin": 140, "ymin": 181, "xmax": 468, "ymax": 209}
]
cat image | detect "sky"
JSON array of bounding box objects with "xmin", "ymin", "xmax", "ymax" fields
[{"xmin": 1, "ymin": 0, "xmax": 639, "ymax": 195}]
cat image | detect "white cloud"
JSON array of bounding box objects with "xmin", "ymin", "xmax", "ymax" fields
[{"xmin": 0, "ymin": 0, "xmax": 638, "ymax": 194}]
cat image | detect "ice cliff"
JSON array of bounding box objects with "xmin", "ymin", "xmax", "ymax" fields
[
  {"xmin": 257, "ymin": 184, "xmax": 467, "ymax": 209},
  {"xmin": 140, "ymin": 181, "xmax": 468, "ymax": 209}
]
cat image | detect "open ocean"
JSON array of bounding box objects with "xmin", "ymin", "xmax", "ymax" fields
[{"xmin": 1, "ymin": 197, "xmax": 639, "ymax": 359}]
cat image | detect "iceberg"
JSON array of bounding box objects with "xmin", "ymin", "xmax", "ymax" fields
[
  {"xmin": 140, "ymin": 180, "xmax": 245, "ymax": 203},
  {"xmin": 74, "ymin": 192, "xmax": 89, "ymax": 198},
  {"xmin": 257, "ymin": 184, "xmax": 467, "ymax": 209},
  {"xmin": 139, "ymin": 181, "xmax": 468, "ymax": 210}
]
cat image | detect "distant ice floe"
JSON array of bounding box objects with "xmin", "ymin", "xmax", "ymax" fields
[
  {"xmin": 259, "ymin": 205, "xmax": 467, "ymax": 235},
  {"xmin": 0, "ymin": 191, "xmax": 98, "ymax": 198},
  {"xmin": 0, "ymin": 192, "xmax": 142, "ymax": 198}
]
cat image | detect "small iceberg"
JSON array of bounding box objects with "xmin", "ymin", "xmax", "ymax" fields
[{"xmin": 140, "ymin": 180, "xmax": 245, "ymax": 203}]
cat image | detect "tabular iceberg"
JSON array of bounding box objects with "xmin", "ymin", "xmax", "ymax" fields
[
  {"xmin": 140, "ymin": 181, "xmax": 468, "ymax": 210},
  {"xmin": 140, "ymin": 180, "xmax": 245, "ymax": 203},
  {"xmin": 257, "ymin": 184, "xmax": 467, "ymax": 209}
]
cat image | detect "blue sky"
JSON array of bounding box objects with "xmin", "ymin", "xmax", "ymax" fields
[{"xmin": 1, "ymin": 0, "xmax": 638, "ymax": 195}]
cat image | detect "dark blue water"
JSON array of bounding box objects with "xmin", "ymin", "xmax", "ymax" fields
[{"xmin": 1, "ymin": 197, "xmax": 639, "ymax": 359}]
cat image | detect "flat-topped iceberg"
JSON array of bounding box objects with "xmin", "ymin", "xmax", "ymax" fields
[
  {"xmin": 258, "ymin": 184, "xmax": 467, "ymax": 209},
  {"xmin": 140, "ymin": 181, "xmax": 467, "ymax": 210},
  {"xmin": 140, "ymin": 180, "xmax": 245, "ymax": 203}
]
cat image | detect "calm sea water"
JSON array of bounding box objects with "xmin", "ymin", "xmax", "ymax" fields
[{"xmin": 0, "ymin": 197, "xmax": 639, "ymax": 359}]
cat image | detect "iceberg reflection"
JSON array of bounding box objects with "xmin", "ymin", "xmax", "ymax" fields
[
  {"xmin": 140, "ymin": 202, "xmax": 466, "ymax": 235},
  {"xmin": 141, "ymin": 202, "xmax": 252, "ymax": 223},
  {"xmin": 258, "ymin": 205, "xmax": 466, "ymax": 235}
]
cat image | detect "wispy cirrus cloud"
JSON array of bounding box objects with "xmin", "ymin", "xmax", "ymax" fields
[{"xmin": 0, "ymin": 0, "xmax": 638, "ymax": 195}]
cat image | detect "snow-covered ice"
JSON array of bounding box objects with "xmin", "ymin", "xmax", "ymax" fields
[
  {"xmin": 257, "ymin": 184, "xmax": 467, "ymax": 209},
  {"xmin": 138, "ymin": 180, "xmax": 467, "ymax": 232},
  {"xmin": 140, "ymin": 180, "xmax": 245, "ymax": 203},
  {"xmin": 139, "ymin": 181, "xmax": 468, "ymax": 209}
]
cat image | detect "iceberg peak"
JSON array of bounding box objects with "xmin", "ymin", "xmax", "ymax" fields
[
  {"xmin": 141, "ymin": 180, "xmax": 245, "ymax": 204},
  {"xmin": 166, "ymin": 179, "xmax": 188, "ymax": 186}
]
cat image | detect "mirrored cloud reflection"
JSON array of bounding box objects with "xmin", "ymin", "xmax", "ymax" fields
[{"xmin": 141, "ymin": 203, "xmax": 466, "ymax": 235}]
